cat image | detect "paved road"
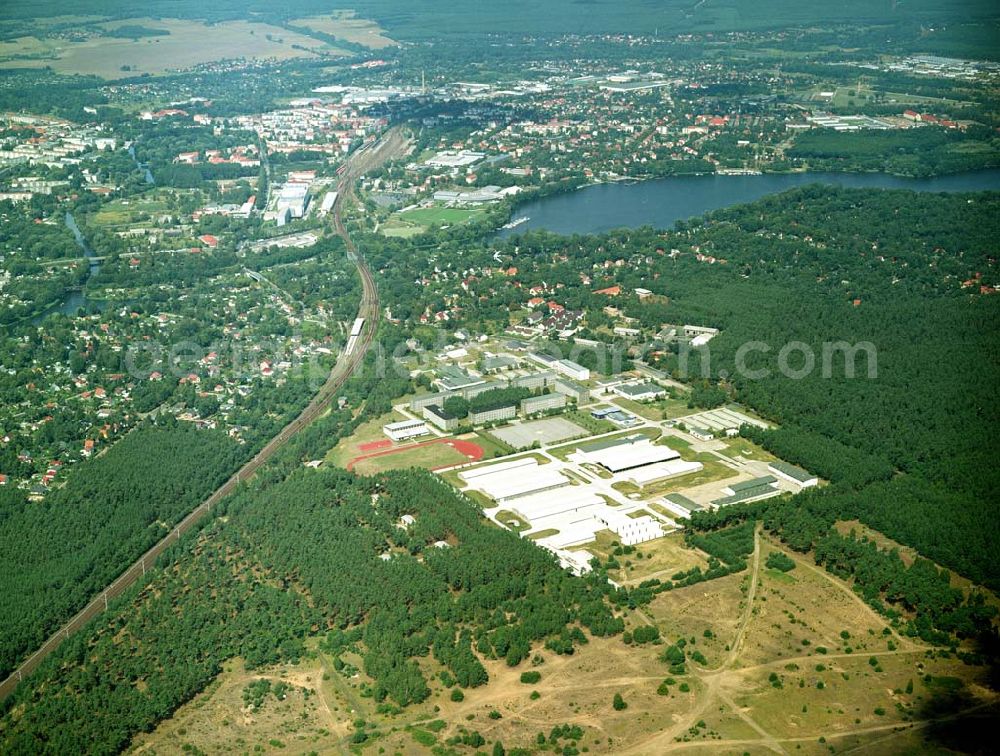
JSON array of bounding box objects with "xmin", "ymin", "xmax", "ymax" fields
[{"xmin": 0, "ymin": 127, "xmax": 409, "ymax": 703}]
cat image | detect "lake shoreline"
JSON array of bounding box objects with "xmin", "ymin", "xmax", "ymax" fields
[{"xmin": 499, "ymin": 167, "xmax": 1000, "ymax": 237}]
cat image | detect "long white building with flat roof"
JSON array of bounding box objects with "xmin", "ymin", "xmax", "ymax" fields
[
  {"xmin": 460, "ymin": 458, "xmax": 569, "ymax": 503},
  {"xmin": 570, "ymin": 435, "xmax": 702, "ymax": 487},
  {"xmin": 383, "ymin": 419, "xmax": 429, "ymax": 442},
  {"xmin": 574, "ymin": 436, "xmax": 679, "ymax": 472}
]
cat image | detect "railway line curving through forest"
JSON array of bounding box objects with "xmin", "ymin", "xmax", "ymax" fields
[{"xmin": 0, "ymin": 127, "xmax": 409, "ymax": 703}]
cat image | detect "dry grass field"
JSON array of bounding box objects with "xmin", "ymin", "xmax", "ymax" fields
[
  {"xmin": 125, "ymin": 528, "xmax": 999, "ymax": 754},
  {"xmin": 291, "ymin": 11, "xmax": 398, "ymax": 49},
  {"xmin": 578, "ymin": 530, "xmax": 710, "ymax": 587},
  {"xmin": 129, "ymin": 654, "xmax": 351, "ymax": 755},
  {"xmin": 0, "ymin": 18, "xmax": 349, "ymax": 78}
]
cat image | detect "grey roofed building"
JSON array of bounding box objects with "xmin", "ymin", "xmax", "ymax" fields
[
  {"xmin": 462, "ymin": 382, "xmax": 496, "ymax": 400},
  {"xmin": 665, "ymin": 492, "xmax": 706, "ymax": 512},
  {"xmin": 614, "ymin": 381, "xmax": 666, "ymax": 400},
  {"xmin": 527, "ymin": 351, "xmax": 557, "ymax": 367},
  {"xmin": 482, "ymin": 354, "xmax": 520, "ymax": 372},
  {"xmin": 436, "ymin": 365, "xmax": 486, "ymax": 392},
  {"xmin": 410, "ymin": 390, "xmax": 457, "ymax": 412},
  {"xmin": 520, "ymin": 393, "xmax": 566, "ymax": 415},
  {"xmin": 469, "ymin": 405, "xmax": 517, "ymax": 424},
  {"xmin": 712, "ymin": 475, "xmax": 781, "ymax": 508},
  {"xmin": 729, "ymin": 475, "xmax": 778, "ymax": 492},
  {"xmin": 553, "ymin": 378, "xmax": 589, "ymax": 403},
  {"xmin": 424, "ymin": 403, "xmax": 460, "ymax": 431},
  {"xmin": 661, "ymin": 492, "xmax": 708, "ymax": 518},
  {"xmin": 511, "ymin": 371, "xmax": 554, "ymax": 390},
  {"xmin": 768, "ymin": 461, "xmax": 818, "ymax": 486}
]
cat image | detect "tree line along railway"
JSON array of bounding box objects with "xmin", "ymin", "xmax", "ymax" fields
[{"xmin": 0, "ymin": 127, "xmax": 410, "ymax": 703}]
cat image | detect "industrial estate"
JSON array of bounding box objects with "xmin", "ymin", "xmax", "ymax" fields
[{"xmin": 352, "ymin": 332, "xmax": 815, "ymax": 577}]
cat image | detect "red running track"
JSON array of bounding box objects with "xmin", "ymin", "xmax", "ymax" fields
[{"xmin": 347, "ymin": 437, "xmax": 484, "ymax": 471}]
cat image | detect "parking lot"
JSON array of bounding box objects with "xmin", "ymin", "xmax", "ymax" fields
[{"xmin": 489, "ymin": 417, "xmax": 588, "ymax": 449}]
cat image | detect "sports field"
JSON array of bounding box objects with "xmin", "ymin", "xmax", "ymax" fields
[
  {"xmin": 347, "ymin": 437, "xmax": 484, "ymax": 474},
  {"xmin": 380, "ymin": 205, "xmax": 488, "ymax": 237}
]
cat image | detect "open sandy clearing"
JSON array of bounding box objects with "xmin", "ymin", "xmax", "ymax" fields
[{"xmin": 128, "ymin": 535, "xmax": 998, "ymax": 754}]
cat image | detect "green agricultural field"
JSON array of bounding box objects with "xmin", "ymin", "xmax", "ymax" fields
[{"xmin": 0, "ymin": 18, "xmax": 347, "ymax": 78}]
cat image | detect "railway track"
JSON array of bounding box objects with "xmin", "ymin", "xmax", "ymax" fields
[{"xmin": 0, "ymin": 128, "xmax": 407, "ymax": 703}]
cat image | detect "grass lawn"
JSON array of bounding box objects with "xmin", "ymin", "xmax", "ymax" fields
[
  {"xmin": 611, "ymin": 396, "xmax": 662, "ymax": 420},
  {"xmin": 648, "ymin": 501, "xmax": 681, "ymax": 520},
  {"xmin": 657, "ymin": 455, "xmax": 735, "ymax": 491},
  {"xmin": 718, "ymin": 437, "xmax": 779, "ymax": 463},
  {"xmin": 381, "ymin": 205, "xmax": 487, "ymax": 236},
  {"xmin": 471, "ymin": 431, "xmax": 512, "ymax": 460},
  {"xmin": 380, "ymin": 221, "xmax": 424, "ymax": 238},
  {"xmin": 526, "ymin": 528, "xmax": 559, "ymax": 541},
  {"xmin": 403, "ymin": 206, "xmax": 486, "ymax": 225},
  {"xmin": 325, "ymin": 409, "xmax": 405, "ymax": 466},
  {"xmin": 657, "ymin": 433, "xmax": 693, "ymax": 451},
  {"xmin": 462, "ymin": 489, "xmax": 496, "ymax": 510},
  {"xmin": 563, "ymin": 409, "xmax": 616, "ymax": 435},
  {"xmin": 581, "ymin": 462, "xmax": 613, "ymax": 479},
  {"xmin": 658, "ymin": 396, "xmax": 695, "ymax": 420},
  {"xmin": 350, "ymin": 441, "xmax": 469, "ymax": 475},
  {"xmin": 495, "ymin": 510, "xmax": 530, "ymax": 532}
]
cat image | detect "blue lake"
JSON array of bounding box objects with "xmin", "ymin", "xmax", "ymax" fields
[{"xmin": 500, "ymin": 169, "xmax": 1000, "ymax": 236}]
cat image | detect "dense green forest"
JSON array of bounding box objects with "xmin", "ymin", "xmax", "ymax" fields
[
  {"xmin": 0, "ymin": 466, "xmax": 621, "ymax": 754},
  {"xmin": 0, "ymin": 422, "xmax": 245, "ymax": 680},
  {"xmin": 788, "ymin": 128, "xmax": 1000, "ymax": 177},
  {"xmin": 2, "ymin": 0, "xmax": 996, "ymax": 37}
]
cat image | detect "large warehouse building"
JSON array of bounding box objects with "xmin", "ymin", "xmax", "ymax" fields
[
  {"xmin": 276, "ymin": 182, "xmax": 310, "ymax": 218},
  {"xmin": 459, "ymin": 457, "xmax": 570, "ymax": 504},
  {"xmin": 571, "ymin": 435, "xmax": 703, "ymax": 486},
  {"xmin": 460, "ymin": 456, "xmax": 667, "ymax": 567}
]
